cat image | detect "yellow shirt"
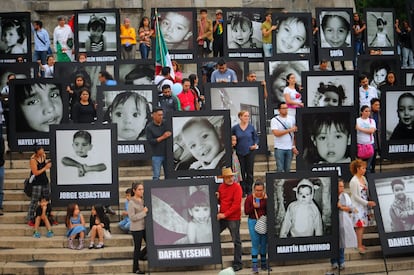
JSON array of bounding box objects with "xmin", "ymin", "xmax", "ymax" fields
[{"xmin": 120, "ymin": 24, "xmax": 137, "ymax": 45}]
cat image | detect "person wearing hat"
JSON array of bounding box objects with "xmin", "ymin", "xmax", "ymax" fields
[
  {"xmin": 213, "ymin": 9, "xmax": 224, "ymax": 57},
  {"xmin": 216, "ymin": 167, "xmax": 243, "ymax": 271}
]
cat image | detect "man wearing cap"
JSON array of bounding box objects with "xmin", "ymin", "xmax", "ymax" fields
[
  {"xmin": 216, "ymin": 167, "xmax": 243, "ymax": 271},
  {"xmin": 213, "ymin": 9, "xmax": 224, "ymax": 57}
]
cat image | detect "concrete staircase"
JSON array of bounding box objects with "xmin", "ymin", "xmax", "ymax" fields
[{"xmin": 1, "ymin": 152, "xmax": 414, "ymax": 275}]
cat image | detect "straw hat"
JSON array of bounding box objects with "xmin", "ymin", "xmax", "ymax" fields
[{"xmin": 218, "ymin": 167, "xmax": 236, "ymax": 178}]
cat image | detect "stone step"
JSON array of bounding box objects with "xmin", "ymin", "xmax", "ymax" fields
[{"xmin": 2, "ymin": 255, "xmax": 414, "ymax": 275}]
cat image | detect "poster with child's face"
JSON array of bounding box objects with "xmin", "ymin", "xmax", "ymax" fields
[
  {"xmin": 0, "ymin": 12, "xmax": 31, "ymax": 63},
  {"xmin": 381, "ymin": 89, "xmax": 414, "ymax": 159},
  {"xmin": 75, "ymin": 9, "xmax": 120, "ymax": 61},
  {"xmin": 266, "ymin": 172, "xmax": 338, "ymax": 261},
  {"xmin": 365, "ymin": 9, "xmax": 395, "ymax": 55},
  {"xmin": 367, "ymin": 172, "xmax": 414, "ymax": 256},
  {"xmin": 166, "ymin": 110, "xmax": 231, "ymax": 179},
  {"xmin": 50, "ymin": 123, "xmax": 118, "ymax": 207},
  {"xmin": 296, "ymin": 107, "xmax": 355, "ymax": 180},
  {"xmin": 96, "ymin": 85, "xmax": 157, "ymax": 160},
  {"xmin": 316, "ymin": 8, "xmax": 353, "ymax": 61},
  {"xmin": 144, "ymin": 178, "xmax": 221, "ymax": 267}
]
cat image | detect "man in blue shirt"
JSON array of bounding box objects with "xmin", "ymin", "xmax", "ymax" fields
[
  {"xmin": 32, "ymin": 20, "xmax": 51, "ymax": 65},
  {"xmin": 211, "ymin": 59, "xmax": 238, "ymax": 83}
]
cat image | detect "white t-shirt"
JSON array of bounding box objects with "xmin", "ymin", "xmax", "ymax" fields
[
  {"xmin": 356, "ymin": 117, "xmax": 376, "ymax": 144},
  {"xmin": 359, "ymin": 85, "xmax": 378, "ymax": 108},
  {"xmin": 283, "ymin": 86, "xmax": 302, "ymax": 107},
  {"xmin": 271, "ymin": 115, "xmax": 295, "ymax": 150}
]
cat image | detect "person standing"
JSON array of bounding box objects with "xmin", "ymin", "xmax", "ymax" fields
[
  {"xmin": 138, "ymin": 17, "xmax": 154, "ymax": 60},
  {"xmin": 128, "ymin": 181, "xmax": 148, "ymax": 274},
  {"xmin": 244, "ymin": 180, "xmax": 271, "ymax": 273},
  {"xmin": 146, "ymin": 108, "xmax": 171, "ymax": 180},
  {"xmin": 396, "ymin": 20, "xmax": 414, "ymax": 68},
  {"xmin": 27, "ymin": 146, "xmax": 52, "ymax": 226},
  {"xmin": 370, "ymin": 98, "xmax": 381, "ymax": 173},
  {"xmin": 356, "ymin": 105, "xmax": 376, "ymax": 173},
  {"xmin": 32, "ymin": 20, "xmax": 50, "ymax": 65},
  {"xmin": 211, "ymin": 59, "xmax": 238, "ymax": 83},
  {"xmin": 53, "ymin": 15, "xmax": 74, "ymax": 62},
  {"xmin": 358, "ymin": 74, "xmax": 378, "ymax": 109},
  {"xmin": 197, "ymin": 9, "xmax": 213, "ymax": 58},
  {"xmin": 216, "ymin": 167, "xmax": 243, "ymax": 272},
  {"xmin": 352, "ymin": 13, "xmax": 366, "ymax": 69},
  {"xmin": 232, "ymin": 110, "xmax": 258, "ymax": 197},
  {"xmin": 349, "ymin": 159, "xmax": 376, "ymax": 255},
  {"xmin": 261, "ymin": 12, "xmax": 277, "ymax": 57},
  {"xmin": 283, "ymin": 73, "xmax": 304, "ymax": 118},
  {"xmin": 177, "ymin": 78, "xmax": 198, "ymax": 111},
  {"xmin": 213, "ymin": 9, "xmax": 224, "ymax": 57},
  {"xmin": 246, "ymin": 71, "xmax": 268, "ymax": 99},
  {"xmin": 271, "ymin": 102, "xmax": 298, "ymax": 172},
  {"xmin": 0, "ymin": 136, "xmax": 4, "ymax": 216},
  {"xmin": 158, "ymin": 84, "xmax": 179, "ymax": 114},
  {"xmin": 120, "ymin": 18, "xmax": 137, "ymax": 60}
]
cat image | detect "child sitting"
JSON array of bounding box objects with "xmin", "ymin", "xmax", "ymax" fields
[
  {"xmin": 33, "ymin": 196, "xmax": 54, "ymax": 238},
  {"xmin": 280, "ymin": 179, "xmax": 323, "ymax": 238},
  {"xmin": 88, "ymin": 204, "xmax": 111, "ymax": 249},
  {"xmin": 66, "ymin": 203, "xmax": 87, "ymax": 250},
  {"xmin": 119, "ymin": 188, "xmax": 132, "ymax": 233}
]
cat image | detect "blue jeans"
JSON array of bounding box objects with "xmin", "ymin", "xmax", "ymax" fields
[
  {"xmin": 119, "ymin": 217, "xmax": 130, "ymax": 232},
  {"xmin": 263, "ymin": 43, "xmax": 272, "ymax": 57},
  {"xmin": 139, "ymin": 43, "xmax": 150, "ymax": 59},
  {"xmin": 354, "ymin": 40, "xmax": 364, "ymax": 68},
  {"xmin": 274, "ymin": 148, "xmax": 293, "ymax": 172},
  {"xmin": 0, "ymin": 166, "xmax": 4, "ymax": 209},
  {"xmin": 33, "ymin": 50, "xmax": 48, "ymax": 65},
  {"xmin": 152, "ymin": 156, "xmax": 167, "ymax": 180},
  {"xmin": 331, "ymin": 247, "xmax": 345, "ymax": 265},
  {"xmin": 247, "ymin": 218, "xmax": 267, "ymax": 256},
  {"xmin": 402, "ymin": 47, "xmax": 414, "ymax": 68},
  {"xmin": 220, "ymin": 220, "xmax": 242, "ymax": 267}
]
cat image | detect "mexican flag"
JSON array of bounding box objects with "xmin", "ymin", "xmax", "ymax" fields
[{"xmin": 155, "ymin": 10, "xmax": 175, "ymax": 79}]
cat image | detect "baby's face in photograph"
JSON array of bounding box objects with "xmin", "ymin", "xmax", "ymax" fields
[
  {"xmin": 397, "ymin": 97, "xmax": 414, "ymax": 128},
  {"xmin": 72, "ymin": 136, "xmax": 92, "ymax": 158},
  {"xmin": 20, "ymin": 83, "xmax": 63, "ymax": 132},
  {"xmin": 161, "ymin": 12, "xmax": 191, "ymax": 43},
  {"xmin": 183, "ymin": 124, "xmax": 220, "ymax": 164},
  {"xmin": 297, "ymin": 186, "xmax": 312, "ymax": 203},
  {"xmin": 3, "ymin": 27, "xmax": 19, "ymax": 47},
  {"xmin": 90, "ymin": 26, "xmax": 104, "ymax": 42},
  {"xmin": 321, "ymin": 91, "xmax": 340, "ymax": 106},
  {"xmin": 313, "ymin": 124, "xmax": 349, "ymax": 163},
  {"xmin": 324, "ymin": 17, "xmax": 348, "ymax": 47},
  {"xmin": 231, "ymin": 23, "xmax": 251, "ymax": 46},
  {"xmin": 112, "ymin": 97, "xmax": 147, "ymax": 140},
  {"xmin": 276, "ymin": 19, "xmax": 306, "ymax": 53},
  {"xmin": 189, "ymin": 206, "xmax": 210, "ymax": 223},
  {"xmin": 373, "ymin": 68, "xmax": 387, "ymax": 84}
]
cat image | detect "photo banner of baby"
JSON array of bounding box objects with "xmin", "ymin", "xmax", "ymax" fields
[
  {"xmin": 367, "ymin": 171, "xmax": 414, "ymax": 256},
  {"xmin": 166, "ymin": 110, "xmax": 232, "ymax": 179},
  {"xmin": 95, "ymin": 84, "xmax": 158, "ymax": 160},
  {"xmin": 74, "ymin": 9, "xmax": 120, "ymax": 62},
  {"xmin": 49, "ymin": 123, "xmax": 119, "ymax": 207},
  {"xmin": 295, "ymin": 106, "xmax": 356, "ymax": 180},
  {"xmin": 8, "ymin": 79, "xmax": 70, "ymax": 152},
  {"xmin": 382, "ymin": 89, "xmax": 414, "ymax": 159},
  {"xmin": 0, "ymin": 12, "xmax": 32, "ymax": 63},
  {"xmin": 266, "ymin": 171, "xmax": 339, "ymax": 261},
  {"xmin": 364, "ymin": 8, "xmax": 396, "ymax": 56},
  {"xmin": 316, "ymin": 8, "xmax": 354, "ymax": 61},
  {"xmin": 143, "ymin": 178, "xmax": 222, "ymax": 268}
]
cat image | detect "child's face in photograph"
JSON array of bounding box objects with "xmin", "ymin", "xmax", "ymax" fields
[
  {"xmin": 323, "ymin": 16, "xmax": 348, "ymax": 47},
  {"xmin": 72, "ymin": 136, "xmax": 92, "ymax": 158},
  {"xmin": 161, "ymin": 12, "xmax": 192, "ymax": 44},
  {"xmin": 112, "ymin": 97, "xmax": 147, "ymax": 140},
  {"xmin": 272, "ymin": 67, "xmax": 301, "ymax": 102},
  {"xmin": 373, "ymin": 68, "xmax": 387, "ymax": 84},
  {"xmin": 297, "ymin": 186, "xmax": 312, "ymax": 203},
  {"xmin": 189, "ymin": 205, "xmax": 210, "ymax": 224},
  {"xmin": 231, "ymin": 23, "xmax": 252, "ymax": 47},
  {"xmin": 397, "ymin": 97, "xmax": 414, "ymax": 128},
  {"xmin": 321, "ymin": 91, "xmax": 340, "ymax": 106},
  {"xmin": 312, "ymin": 124, "xmax": 350, "ymax": 163},
  {"xmin": 183, "ymin": 123, "xmax": 220, "ymax": 164},
  {"xmin": 20, "ymin": 83, "xmax": 63, "ymax": 132},
  {"xmin": 276, "ymin": 19, "xmax": 306, "ymax": 53},
  {"xmin": 393, "ymin": 183, "xmax": 406, "ymax": 200},
  {"xmin": 3, "ymin": 27, "xmax": 19, "ymax": 47},
  {"xmin": 90, "ymin": 25, "xmax": 104, "ymax": 43}
]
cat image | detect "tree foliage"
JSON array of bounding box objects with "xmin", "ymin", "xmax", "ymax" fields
[{"xmin": 355, "ymin": 0, "xmax": 408, "ymax": 20}]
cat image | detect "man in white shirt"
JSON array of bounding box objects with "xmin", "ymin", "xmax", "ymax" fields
[
  {"xmin": 359, "ymin": 74, "xmax": 378, "ymax": 108},
  {"xmin": 271, "ymin": 102, "xmax": 298, "ymax": 172}
]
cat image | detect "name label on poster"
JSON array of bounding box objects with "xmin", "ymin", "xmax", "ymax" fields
[
  {"xmin": 388, "ymin": 236, "xmax": 414, "ymax": 247},
  {"xmin": 18, "ymin": 138, "xmax": 49, "ymax": 146},
  {"xmin": 277, "ymin": 243, "xmax": 331, "ymax": 254},
  {"xmin": 229, "ymin": 52, "xmax": 263, "ymax": 58},
  {"xmin": 329, "ymin": 49, "xmax": 344, "ymax": 57},
  {"xmin": 311, "ymin": 166, "xmax": 342, "ymax": 176},
  {"xmin": 170, "ymin": 54, "xmax": 193, "ymax": 60},
  {"xmin": 158, "ymin": 246, "xmax": 211, "ymax": 259},
  {"xmin": 118, "ymin": 144, "xmax": 145, "ymax": 154},
  {"xmin": 86, "ymin": 56, "xmax": 117, "ymax": 62},
  {"xmin": 388, "ymin": 144, "xmax": 414, "ymax": 153},
  {"xmin": 59, "ymin": 191, "xmax": 111, "ymax": 199}
]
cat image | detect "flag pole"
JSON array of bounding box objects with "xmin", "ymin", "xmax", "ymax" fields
[{"xmin": 155, "ymin": 9, "xmax": 165, "ymax": 67}]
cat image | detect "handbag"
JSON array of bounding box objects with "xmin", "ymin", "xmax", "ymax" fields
[
  {"xmin": 357, "ymin": 143, "xmax": 374, "ymax": 159},
  {"xmin": 103, "ymin": 229, "xmax": 112, "ymax": 239},
  {"xmin": 254, "ymin": 208, "xmax": 267, "ymax": 234},
  {"xmin": 23, "ymin": 174, "xmax": 35, "ymax": 197}
]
